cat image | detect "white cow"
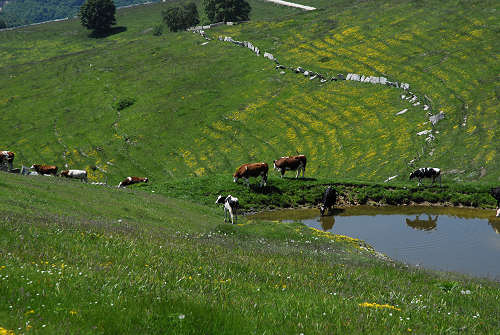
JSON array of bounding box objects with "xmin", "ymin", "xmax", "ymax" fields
[
  {"xmin": 215, "ymin": 195, "xmax": 239, "ymax": 224},
  {"xmin": 60, "ymin": 169, "xmax": 88, "ymax": 182}
]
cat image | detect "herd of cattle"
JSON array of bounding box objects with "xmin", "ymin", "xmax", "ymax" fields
[
  {"xmin": 0, "ymin": 151, "xmax": 148, "ymax": 188},
  {"xmin": 2, "ymin": 151, "xmax": 500, "ymax": 222}
]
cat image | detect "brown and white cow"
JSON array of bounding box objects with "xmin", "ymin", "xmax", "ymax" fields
[
  {"xmin": 0, "ymin": 151, "xmax": 15, "ymax": 171},
  {"xmin": 233, "ymin": 162, "xmax": 268, "ymax": 187},
  {"xmin": 60, "ymin": 170, "xmax": 88, "ymax": 182},
  {"xmin": 273, "ymin": 155, "xmax": 307, "ymax": 178},
  {"xmin": 118, "ymin": 176, "xmax": 148, "ymax": 188},
  {"xmin": 31, "ymin": 164, "xmax": 58, "ymax": 176}
]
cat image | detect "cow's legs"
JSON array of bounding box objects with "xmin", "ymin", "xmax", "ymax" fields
[
  {"xmin": 260, "ymin": 173, "xmax": 267, "ymax": 187},
  {"xmin": 228, "ymin": 206, "xmax": 234, "ymax": 224},
  {"xmin": 223, "ymin": 207, "xmax": 228, "ymax": 222},
  {"xmin": 295, "ymin": 169, "xmax": 299, "ymax": 179}
]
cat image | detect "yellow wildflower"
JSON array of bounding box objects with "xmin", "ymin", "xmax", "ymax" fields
[
  {"xmin": 0, "ymin": 327, "xmax": 16, "ymax": 335},
  {"xmin": 359, "ymin": 302, "xmax": 401, "ymax": 311},
  {"xmin": 69, "ymin": 310, "xmax": 77, "ymax": 315}
]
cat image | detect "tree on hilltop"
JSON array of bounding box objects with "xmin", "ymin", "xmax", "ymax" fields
[
  {"xmin": 162, "ymin": 2, "xmax": 199, "ymax": 32},
  {"xmin": 79, "ymin": 0, "xmax": 116, "ymax": 33},
  {"xmin": 204, "ymin": 0, "xmax": 251, "ymax": 23}
]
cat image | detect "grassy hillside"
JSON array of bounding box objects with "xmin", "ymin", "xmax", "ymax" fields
[
  {"xmin": 1, "ymin": 172, "xmax": 499, "ymax": 333},
  {"xmin": 0, "ymin": 0, "xmax": 498, "ymax": 187}
]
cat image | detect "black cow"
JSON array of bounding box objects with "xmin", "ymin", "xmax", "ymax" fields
[
  {"xmin": 319, "ymin": 186, "xmax": 336, "ymax": 216},
  {"xmin": 409, "ymin": 167, "xmax": 441, "ymax": 186},
  {"xmin": 490, "ymin": 187, "xmax": 500, "ymax": 208}
]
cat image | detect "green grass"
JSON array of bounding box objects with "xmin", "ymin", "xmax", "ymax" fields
[
  {"xmin": 0, "ymin": 0, "xmax": 498, "ymax": 186},
  {"xmin": 148, "ymin": 174, "xmax": 498, "ymax": 211},
  {"xmin": 1, "ymin": 172, "xmax": 499, "ymax": 334},
  {"xmin": 1, "ymin": 1, "xmax": 499, "ymax": 332}
]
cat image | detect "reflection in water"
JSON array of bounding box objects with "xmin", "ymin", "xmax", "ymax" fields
[
  {"xmin": 405, "ymin": 215, "xmax": 438, "ymax": 231},
  {"xmin": 248, "ymin": 206, "xmax": 500, "ymax": 279},
  {"xmin": 319, "ymin": 215, "xmax": 335, "ymax": 231},
  {"xmin": 488, "ymin": 218, "xmax": 500, "ymax": 234}
]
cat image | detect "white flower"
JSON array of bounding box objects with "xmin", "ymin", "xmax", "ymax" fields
[{"xmin": 179, "ymin": 314, "xmax": 185, "ymax": 320}]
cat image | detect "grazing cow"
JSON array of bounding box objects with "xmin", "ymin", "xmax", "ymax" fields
[
  {"xmin": 273, "ymin": 155, "xmax": 307, "ymax": 178},
  {"xmin": 490, "ymin": 187, "xmax": 500, "ymax": 208},
  {"xmin": 409, "ymin": 167, "xmax": 441, "ymax": 186},
  {"xmin": 118, "ymin": 176, "xmax": 148, "ymax": 188},
  {"xmin": 215, "ymin": 195, "xmax": 239, "ymax": 224},
  {"xmin": 233, "ymin": 162, "xmax": 268, "ymax": 188},
  {"xmin": 319, "ymin": 186, "xmax": 337, "ymax": 216},
  {"xmin": 0, "ymin": 151, "xmax": 15, "ymax": 171},
  {"xmin": 60, "ymin": 170, "xmax": 88, "ymax": 182},
  {"xmin": 30, "ymin": 164, "xmax": 58, "ymax": 176}
]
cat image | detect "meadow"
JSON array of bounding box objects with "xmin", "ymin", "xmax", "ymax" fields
[
  {"xmin": 1, "ymin": 0, "xmax": 500, "ymax": 332},
  {"xmin": 1, "ymin": 173, "xmax": 499, "ymax": 334}
]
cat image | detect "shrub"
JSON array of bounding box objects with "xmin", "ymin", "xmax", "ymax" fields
[
  {"xmin": 115, "ymin": 97, "xmax": 136, "ymax": 111},
  {"xmin": 152, "ymin": 24, "xmax": 163, "ymax": 36}
]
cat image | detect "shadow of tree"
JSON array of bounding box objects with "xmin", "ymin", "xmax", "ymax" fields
[{"xmin": 89, "ymin": 26, "xmax": 127, "ymax": 38}]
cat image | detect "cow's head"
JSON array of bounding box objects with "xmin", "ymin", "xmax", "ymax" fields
[
  {"xmin": 60, "ymin": 170, "xmax": 69, "ymax": 177},
  {"xmin": 215, "ymin": 195, "xmax": 225, "ymax": 205},
  {"xmin": 409, "ymin": 171, "xmax": 416, "ymax": 180},
  {"xmin": 319, "ymin": 205, "xmax": 326, "ymax": 216},
  {"xmin": 144, "ymin": 177, "xmax": 149, "ymax": 183},
  {"xmin": 30, "ymin": 164, "xmax": 37, "ymax": 170},
  {"xmin": 496, "ymin": 208, "xmax": 500, "ymax": 217}
]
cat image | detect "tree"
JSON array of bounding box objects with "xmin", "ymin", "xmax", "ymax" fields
[
  {"xmin": 79, "ymin": 0, "xmax": 116, "ymax": 33},
  {"xmin": 204, "ymin": 0, "xmax": 251, "ymax": 23},
  {"xmin": 162, "ymin": 2, "xmax": 199, "ymax": 32},
  {"xmin": 183, "ymin": 2, "xmax": 200, "ymax": 28}
]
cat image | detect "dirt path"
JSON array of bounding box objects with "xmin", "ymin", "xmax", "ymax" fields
[{"xmin": 263, "ymin": 0, "xmax": 316, "ymax": 11}]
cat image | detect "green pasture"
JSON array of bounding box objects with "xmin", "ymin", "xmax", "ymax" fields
[
  {"xmin": 0, "ymin": 0, "xmax": 498, "ymax": 186},
  {"xmin": 1, "ymin": 172, "xmax": 499, "ymax": 334}
]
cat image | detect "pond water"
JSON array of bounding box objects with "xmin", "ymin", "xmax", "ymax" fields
[{"xmin": 249, "ymin": 207, "xmax": 500, "ymax": 280}]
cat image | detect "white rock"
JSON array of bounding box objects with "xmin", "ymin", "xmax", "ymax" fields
[
  {"xmin": 417, "ymin": 129, "xmax": 432, "ymax": 136},
  {"xmin": 396, "ymin": 109, "xmax": 408, "ymax": 116}
]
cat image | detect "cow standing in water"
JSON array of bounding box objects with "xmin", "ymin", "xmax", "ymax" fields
[
  {"xmin": 409, "ymin": 167, "xmax": 441, "ymax": 186},
  {"xmin": 118, "ymin": 176, "xmax": 148, "ymax": 188},
  {"xmin": 490, "ymin": 187, "xmax": 500, "ymax": 217},
  {"xmin": 233, "ymin": 162, "xmax": 268, "ymax": 188},
  {"xmin": 0, "ymin": 151, "xmax": 15, "ymax": 171},
  {"xmin": 273, "ymin": 155, "xmax": 307, "ymax": 178},
  {"xmin": 215, "ymin": 195, "xmax": 239, "ymax": 224},
  {"xmin": 319, "ymin": 186, "xmax": 337, "ymax": 216}
]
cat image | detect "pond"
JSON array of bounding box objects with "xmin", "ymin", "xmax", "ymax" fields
[{"xmin": 249, "ymin": 207, "xmax": 500, "ymax": 280}]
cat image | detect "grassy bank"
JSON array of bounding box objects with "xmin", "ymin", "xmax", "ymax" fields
[
  {"xmin": 149, "ymin": 174, "xmax": 498, "ymax": 212},
  {"xmin": 1, "ymin": 172, "xmax": 500, "ymax": 334}
]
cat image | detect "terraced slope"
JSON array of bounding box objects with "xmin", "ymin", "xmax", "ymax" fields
[{"xmin": 0, "ymin": 0, "xmax": 498, "ymax": 185}]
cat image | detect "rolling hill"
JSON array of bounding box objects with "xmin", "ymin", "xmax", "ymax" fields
[{"xmin": 0, "ymin": 0, "xmax": 498, "ymax": 187}]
